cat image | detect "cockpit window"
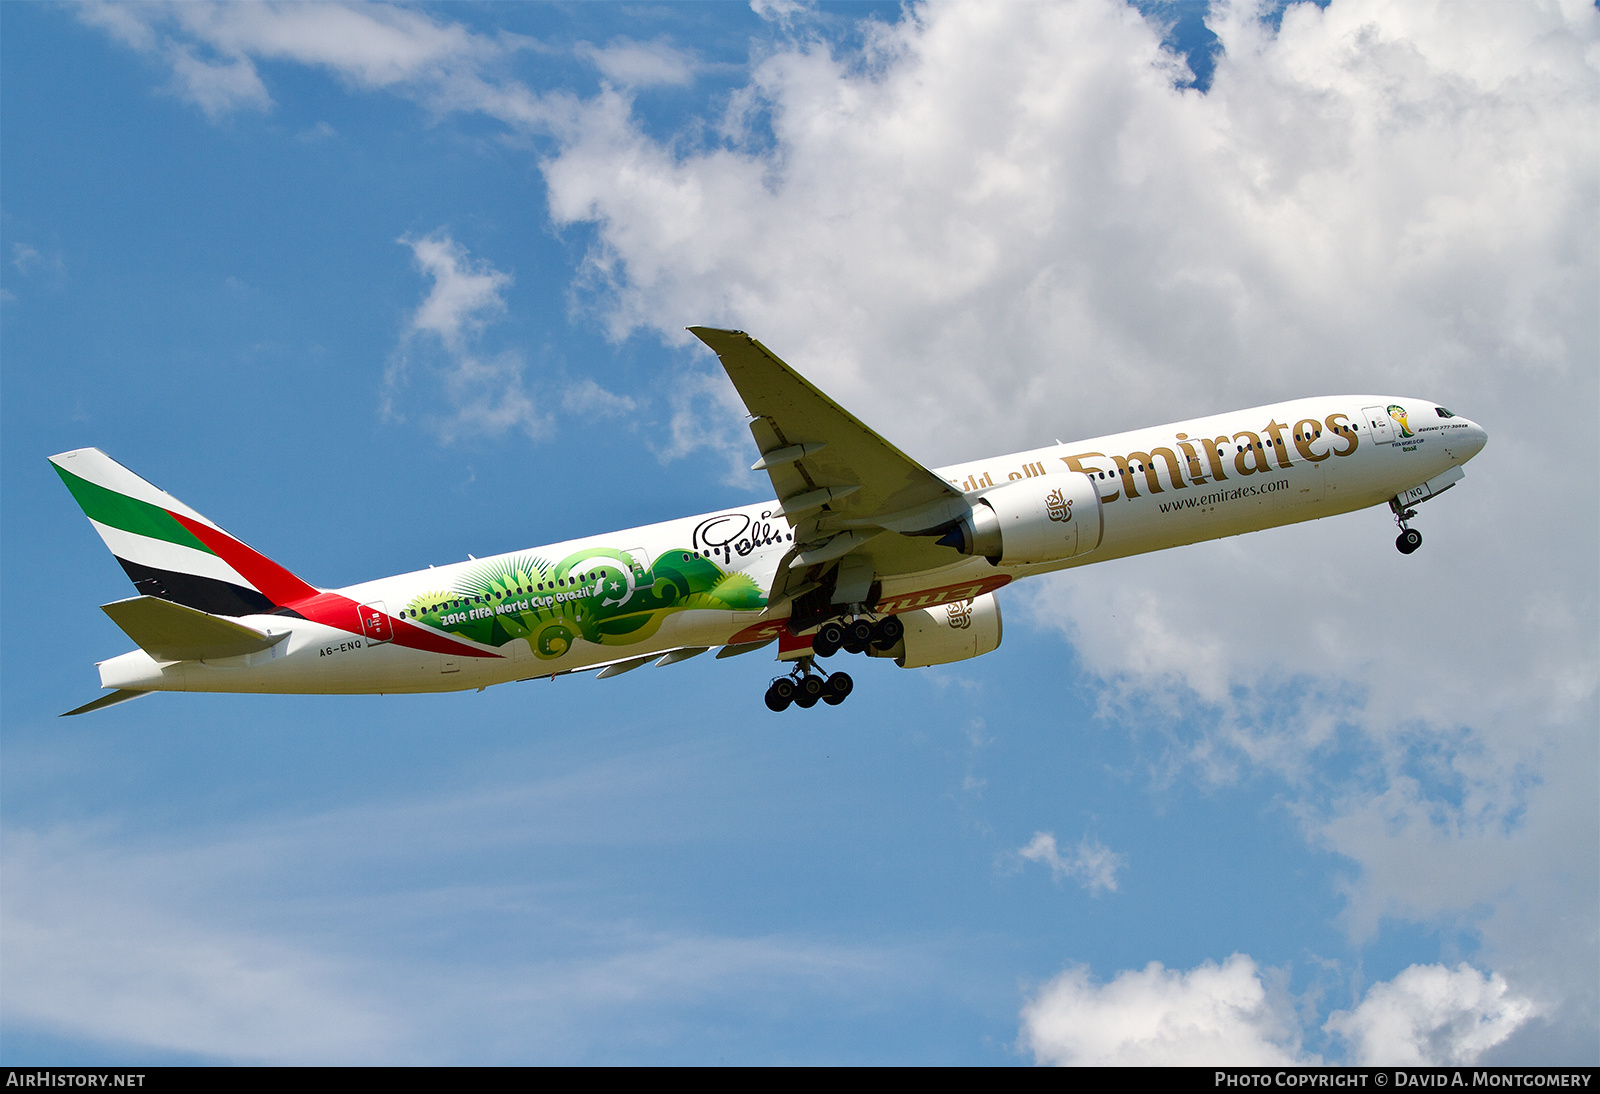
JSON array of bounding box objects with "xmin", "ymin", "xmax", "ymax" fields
[{"xmin": 1435, "ymin": 407, "xmax": 1455, "ymax": 418}]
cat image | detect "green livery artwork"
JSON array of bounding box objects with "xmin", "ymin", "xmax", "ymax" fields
[{"xmin": 402, "ymin": 547, "xmax": 767, "ymax": 659}]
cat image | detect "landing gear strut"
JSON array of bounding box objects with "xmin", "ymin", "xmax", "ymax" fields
[
  {"xmin": 1390, "ymin": 498, "xmax": 1423, "ymax": 555},
  {"xmin": 765, "ymin": 656, "xmax": 853, "ymax": 712}
]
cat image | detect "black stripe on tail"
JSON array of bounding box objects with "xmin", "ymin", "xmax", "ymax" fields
[{"xmin": 116, "ymin": 557, "xmax": 276, "ymax": 617}]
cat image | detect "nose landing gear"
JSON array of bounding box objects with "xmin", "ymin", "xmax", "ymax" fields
[
  {"xmin": 1390, "ymin": 498, "xmax": 1423, "ymax": 555},
  {"xmin": 765, "ymin": 657, "xmax": 853, "ymax": 712}
]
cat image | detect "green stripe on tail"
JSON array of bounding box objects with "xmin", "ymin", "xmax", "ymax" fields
[{"xmin": 52, "ymin": 464, "xmax": 215, "ymax": 554}]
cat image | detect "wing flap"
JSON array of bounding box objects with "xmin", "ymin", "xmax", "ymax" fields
[{"xmin": 101, "ymin": 595, "xmax": 289, "ymax": 662}]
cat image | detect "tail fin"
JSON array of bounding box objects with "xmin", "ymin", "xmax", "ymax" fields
[{"xmin": 50, "ymin": 448, "xmax": 319, "ymax": 617}]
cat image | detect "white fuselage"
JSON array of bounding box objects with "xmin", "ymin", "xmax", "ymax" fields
[{"xmin": 97, "ymin": 396, "xmax": 1486, "ymax": 695}]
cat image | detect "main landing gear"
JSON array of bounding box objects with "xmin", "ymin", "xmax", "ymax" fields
[
  {"xmin": 1390, "ymin": 498, "xmax": 1423, "ymax": 555},
  {"xmin": 812, "ymin": 615, "xmax": 903, "ymax": 658},
  {"xmin": 763, "ymin": 615, "xmax": 902, "ymax": 712},
  {"xmin": 765, "ymin": 657, "xmax": 853, "ymax": 712}
]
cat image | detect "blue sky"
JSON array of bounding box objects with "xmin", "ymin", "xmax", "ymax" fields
[{"xmin": 3, "ymin": 0, "xmax": 1595, "ymax": 1065}]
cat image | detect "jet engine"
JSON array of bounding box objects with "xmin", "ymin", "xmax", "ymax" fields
[
  {"xmin": 869, "ymin": 592, "xmax": 1003, "ymax": 668},
  {"xmin": 935, "ymin": 472, "xmax": 1103, "ymax": 565}
]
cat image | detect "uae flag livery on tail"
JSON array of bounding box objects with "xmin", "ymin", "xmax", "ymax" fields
[{"xmin": 50, "ymin": 448, "xmax": 286, "ymax": 617}]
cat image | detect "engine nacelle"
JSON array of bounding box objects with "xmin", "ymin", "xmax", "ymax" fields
[
  {"xmin": 870, "ymin": 591, "xmax": 1003, "ymax": 668},
  {"xmin": 936, "ymin": 472, "xmax": 1103, "ymax": 565}
]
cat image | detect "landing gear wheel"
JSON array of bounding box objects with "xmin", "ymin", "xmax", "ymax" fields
[
  {"xmin": 814, "ymin": 621, "xmax": 845, "ymax": 658},
  {"xmin": 765, "ymin": 678, "xmax": 795, "ymax": 712},
  {"xmin": 795, "ymin": 674, "xmax": 826, "ymax": 708},
  {"xmin": 871, "ymin": 616, "xmax": 903, "ymax": 651},
  {"xmin": 823, "ymin": 671, "xmax": 853, "ymax": 705},
  {"xmin": 843, "ymin": 619, "xmax": 874, "ymax": 655},
  {"xmin": 1396, "ymin": 528, "xmax": 1423, "ymax": 555}
]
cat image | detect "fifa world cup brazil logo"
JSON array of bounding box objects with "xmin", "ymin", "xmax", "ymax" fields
[
  {"xmin": 1045, "ymin": 487, "xmax": 1072, "ymax": 523},
  {"xmin": 1387, "ymin": 404, "xmax": 1414, "ymax": 438},
  {"xmin": 946, "ymin": 599, "xmax": 973, "ymax": 629}
]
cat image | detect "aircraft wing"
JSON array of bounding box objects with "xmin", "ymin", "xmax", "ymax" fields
[{"xmin": 689, "ymin": 327, "xmax": 971, "ymax": 602}]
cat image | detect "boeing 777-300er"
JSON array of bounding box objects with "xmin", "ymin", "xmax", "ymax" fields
[{"xmin": 53, "ymin": 327, "xmax": 1487, "ymax": 715}]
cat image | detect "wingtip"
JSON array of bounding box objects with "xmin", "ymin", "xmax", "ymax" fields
[{"xmin": 687, "ymin": 325, "xmax": 748, "ymax": 347}]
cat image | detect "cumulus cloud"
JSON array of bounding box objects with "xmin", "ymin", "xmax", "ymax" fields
[
  {"xmin": 1021, "ymin": 954, "xmax": 1308, "ymax": 1065},
  {"xmin": 384, "ymin": 233, "xmax": 545, "ymax": 442},
  {"xmin": 527, "ymin": 0, "xmax": 1595, "ymax": 1047},
  {"xmin": 1325, "ymin": 963, "xmax": 1536, "ymax": 1065},
  {"xmin": 1016, "ymin": 831, "xmax": 1125, "ymax": 895},
  {"xmin": 1021, "ymin": 955, "xmax": 1535, "ymax": 1066}
]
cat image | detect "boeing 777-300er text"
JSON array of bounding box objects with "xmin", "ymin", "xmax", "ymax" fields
[{"xmin": 53, "ymin": 327, "xmax": 1487, "ymax": 715}]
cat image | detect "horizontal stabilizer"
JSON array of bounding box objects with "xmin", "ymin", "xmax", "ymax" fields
[
  {"xmin": 101, "ymin": 595, "xmax": 289, "ymax": 662},
  {"xmin": 62, "ymin": 689, "xmax": 151, "ymax": 717}
]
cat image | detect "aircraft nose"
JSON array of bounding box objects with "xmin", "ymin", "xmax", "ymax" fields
[{"xmin": 1453, "ymin": 419, "xmax": 1488, "ymax": 462}]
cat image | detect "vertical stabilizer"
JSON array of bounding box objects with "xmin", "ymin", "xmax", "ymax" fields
[{"xmin": 50, "ymin": 448, "xmax": 317, "ymax": 617}]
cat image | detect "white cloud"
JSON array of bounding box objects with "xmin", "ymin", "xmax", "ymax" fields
[
  {"xmin": 2, "ymin": 828, "xmax": 401, "ymax": 1064},
  {"xmin": 1021, "ymin": 955, "xmax": 1536, "ymax": 1066},
  {"xmin": 578, "ymin": 38, "xmax": 698, "ymax": 89},
  {"xmin": 11, "ymin": 242, "xmax": 64, "ymax": 278},
  {"xmin": 750, "ymin": 0, "xmax": 815, "ymax": 25},
  {"xmin": 1020, "ymin": 954, "xmax": 1308, "ymax": 1065},
  {"xmin": 528, "ymin": 0, "xmax": 1596, "ymax": 1047},
  {"xmin": 0, "ymin": 740, "xmax": 924, "ymax": 1063},
  {"xmin": 1017, "ymin": 831, "xmax": 1125, "ymax": 895},
  {"xmin": 384, "ymin": 233, "xmax": 545, "ymax": 443},
  {"xmin": 74, "ymin": 0, "xmax": 1600, "ymax": 1052},
  {"xmin": 164, "ymin": 43, "xmax": 271, "ymax": 118},
  {"xmin": 75, "ymin": 2, "xmax": 539, "ymax": 125},
  {"xmin": 402, "ymin": 233, "xmax": 512, "ymax": 352},
  {"xmin": 562, "ymin": 377, "xmax": 637, "ymax": 417},
  {"xmin": 1325, "ymin": 963, "xmax": 1536, "ymax": 1065}
]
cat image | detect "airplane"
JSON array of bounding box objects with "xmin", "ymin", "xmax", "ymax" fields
[{"xmin": 52, "ymin": 327, "xmax": 1488, "ymax": 716}]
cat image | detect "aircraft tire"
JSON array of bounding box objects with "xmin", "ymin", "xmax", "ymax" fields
[
  {"xmin": 766, "ymin": 679, "xmax": 795, "ymax": 712},
  {"xmin": 799, "ymin": 675, "xmax": 827, "ymax": 703},
  {"xmin": 843, "ymin": 620, "xmax": 874, "ymax": 655},
  {"xmin": 826, "ymin": 672, "xmax": 853, "ymax": 704},
  {"xmin": 871, "ymin": 616, "xmax": 904, "ymax": 651},
  {"xmin": 1396, "ymin": 529, "xmax": 1423, "ymax": 554},
  {"xmin": 795, "ymin": 692, "xmax": 819, "ymax": 709},
  {"xmin": 814, "ymin": 622, "xmax": 845, "ymax": 658}
]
